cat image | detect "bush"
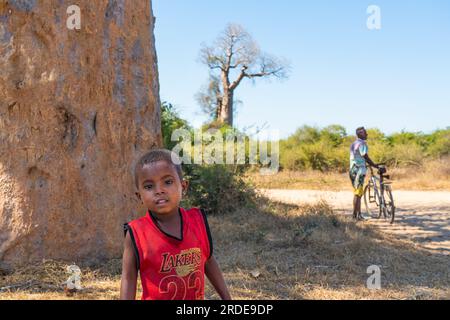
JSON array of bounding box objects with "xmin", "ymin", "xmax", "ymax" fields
[
  {"xmin": 161, "ymin": 102, "xmax": 257, "ymax": 215},
  {"xmin": 366, "ymin": 133, "xmax": 394, "ymax": 165},
  {"xmin": 279, "ymin": 125, "xmax": 449, "ymax": 172},
  {"xmin": 182, "ymin": 164, "xmax": 256, "ymax": 215},
  {"xmin": 390, "ymin": 143, "xmax": 425, "ymax": 167},
  {"xmin": 280, "ymin": 125, "xmax": 349, "ymax": 172},
  {"xmin": 161, "ymin": 102, "xmax": 190, "ymax": 150},
  {"xmin": 427, "ymin": 129, "xmax": 450, "ymax": 158},
  {"xmin": 163, "ymin": 102, "xmax": 448, "ymax": 173},
  {"xmin": 279, "ymin": 145, "xmax": 307, "ymax": 171}
]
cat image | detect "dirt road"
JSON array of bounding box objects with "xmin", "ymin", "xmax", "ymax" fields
[{"xmin": 259, "ymin": 189, "xmax": 450, "ymax": 255}]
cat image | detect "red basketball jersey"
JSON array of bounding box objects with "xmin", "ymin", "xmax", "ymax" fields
[{"xmin": 125, "ymin": 207, "xmax": 213, "ymax": 300}]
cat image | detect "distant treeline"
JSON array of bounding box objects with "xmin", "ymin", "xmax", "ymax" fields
[
  {"xmin": 280, "ymin": 125, "xmax": 450, "ymax": 172},
  {"xmin": 162, "ymin": 102, "xmax": 450, "ymax": 173}
]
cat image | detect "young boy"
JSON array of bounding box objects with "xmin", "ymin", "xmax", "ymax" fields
[
  {"xmin": 120, "ymin": 149, "xmax": 231, "ymax": 300},
  {"xmin": 349, "ymin": 127, "xmax": 380, "ymax": 220}
]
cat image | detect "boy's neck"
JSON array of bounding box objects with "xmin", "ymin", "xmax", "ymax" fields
[{"xmin": 150, "ymin": 208, "xmax": 180, "ymax": 224}]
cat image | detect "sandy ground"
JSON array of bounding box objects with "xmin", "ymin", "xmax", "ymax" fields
[{"xmin": 259, "ymin": 189, "xmax": 450, "ymax": 256}]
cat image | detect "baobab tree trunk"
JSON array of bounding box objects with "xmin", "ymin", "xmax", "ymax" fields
[
  {"xmin": 226, "ymin": 91, "xmax": 234, "ymax": 127},
  {"xmin": 218, "ymin": 71, "xmax": 234, "ymax": 126},
  {"xmin": 219, "ymin": 91, "xmax": 234, "ymax": 127},
  {"xmin": 0, "ymin": 0, "xmax": 162, "ymax": 268}
]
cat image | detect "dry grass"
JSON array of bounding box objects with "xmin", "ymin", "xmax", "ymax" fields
[
  {"xmin": 205, "ymin": 198, "xmax": 450, "ymax": 300},
  {"xmin": 1, "ymin": 197, "xmax": 448, "ymax": 300},
  {"xmin": 245, "ymin": 170, "xmax": 349, "ymax": 191},
  {"xmin": 387, "ymin": 158, "xmax": 450, "ymax": 191},
  {"xmin": 245, "ymin": 157, "xmax": 450, "ymax": 191},
  {"xmin": 0, "ymin": 259, "xmax": 141, "ymax": 300}
]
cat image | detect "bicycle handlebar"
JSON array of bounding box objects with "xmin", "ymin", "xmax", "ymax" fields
[{"xmin": 367, "ymin": 164, "xmax": 389, "ymax": 178}]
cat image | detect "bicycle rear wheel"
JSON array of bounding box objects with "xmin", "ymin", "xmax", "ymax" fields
[
  {"xmin": 364, "ymin": 181, "xmax": 380, "ymax": 218},
  {"xmin": 384, "ymin": 185, "xmax": 395, "ymax": 224}
]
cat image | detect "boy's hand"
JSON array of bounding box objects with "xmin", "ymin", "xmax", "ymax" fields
[{"xmin": 205, "ymin": 256, "xmax": 232, "ymax": 300}]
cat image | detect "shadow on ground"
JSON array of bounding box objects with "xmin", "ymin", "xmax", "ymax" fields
[
  {"xmin": 1, "ymin": 197, "xmax": 449, "ymax": 300},
  {"xmin": 206, "ymin": 197, "xmax": 450, "ymax": 300}
]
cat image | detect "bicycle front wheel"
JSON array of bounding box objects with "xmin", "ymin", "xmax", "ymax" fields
[
  {"xmin": 364, "ymin": 182, "xmax": 380, "ymax": 218},
  {"xmin": 384, "ymin": 185, "xmax": 395, "ymax": 224}
]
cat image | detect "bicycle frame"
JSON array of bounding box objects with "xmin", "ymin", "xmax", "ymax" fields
[
  {"xmin": 364, "ymin": 163, "xmax": 395, "ymax": 223},
  {"xmin": 367, "ymin": 166, "xmax": 387, "ymax": 213}
]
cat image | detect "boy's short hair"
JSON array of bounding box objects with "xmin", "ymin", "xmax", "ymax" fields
[
  {"xmin": 356, "ymin": 127, "xmax": 366, "ymax": 136},
  {"xmin": 134, "ymin": 149, "xmax": 183, "ymax": 188}
]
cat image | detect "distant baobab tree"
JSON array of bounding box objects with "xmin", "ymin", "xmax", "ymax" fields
[{"xmin": 197, "ymin": 23, "xmax": 290, "ymax": 127}]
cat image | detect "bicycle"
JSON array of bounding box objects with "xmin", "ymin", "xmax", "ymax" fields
[{"xmin": 363, "ymin": 164, "xmax": 396, "ymax": 224}]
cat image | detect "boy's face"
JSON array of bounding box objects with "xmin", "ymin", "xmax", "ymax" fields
[
  {"xmin": 358, "ymin": 129, "xmax": 368, "ymax": 140},
  {"xmin": 136, "ymin": 161, "xmax": 188, "ymax": 216},
  {"xmin": 362, "ymin": 130, "xmax": 368, "ymax": 140}
]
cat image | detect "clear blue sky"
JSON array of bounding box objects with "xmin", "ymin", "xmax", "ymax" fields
[{"xmin": 153, "ymin": 0, "xmax": 450, "ymax": 138}]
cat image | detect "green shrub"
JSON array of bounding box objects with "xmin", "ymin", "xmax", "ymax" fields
[
  {"xmin": 427, "ymin": 129, "xmax": 450, "ymax": 157},
  {"xmin": 182, "ymin": 164, "xmax": 256, "ymax": 215},
  {"xmin": 390, "ymin": 143, "xmax": 425, "ymax": 167},
  {"xmin": 279, "ymin": 145, "xmax": 307, "ymax": 171},
  {"xmin": 161, "ymin": 102, "xmax": 191, "ymax": 150},
  {"xmin": 161, "ymin": 103, "xmax": 257, "ymax": 215},
  {"xmin": 279, "ymin": 125, "xmax": 449, "ymax": 172},
  {"xmin": 161, "ymin": 100, "xmax": 447, "ymax": 185}
]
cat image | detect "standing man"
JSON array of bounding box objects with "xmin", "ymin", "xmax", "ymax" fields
[{"xmin": 349, "ymin": 127, "xmax": 379, "ymax": 220}]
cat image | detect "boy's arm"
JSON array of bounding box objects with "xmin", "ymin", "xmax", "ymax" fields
[
  {"xmin": 120, "ymin": 232, "xmax": 138, "ymax": 300},
  {"xmin": 364, "ymin": 154, "xmax": 379, "ymax": 168},
  {"xmin": 205, "ymin": 256, "xmax": 232, "ymax": 300}
]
